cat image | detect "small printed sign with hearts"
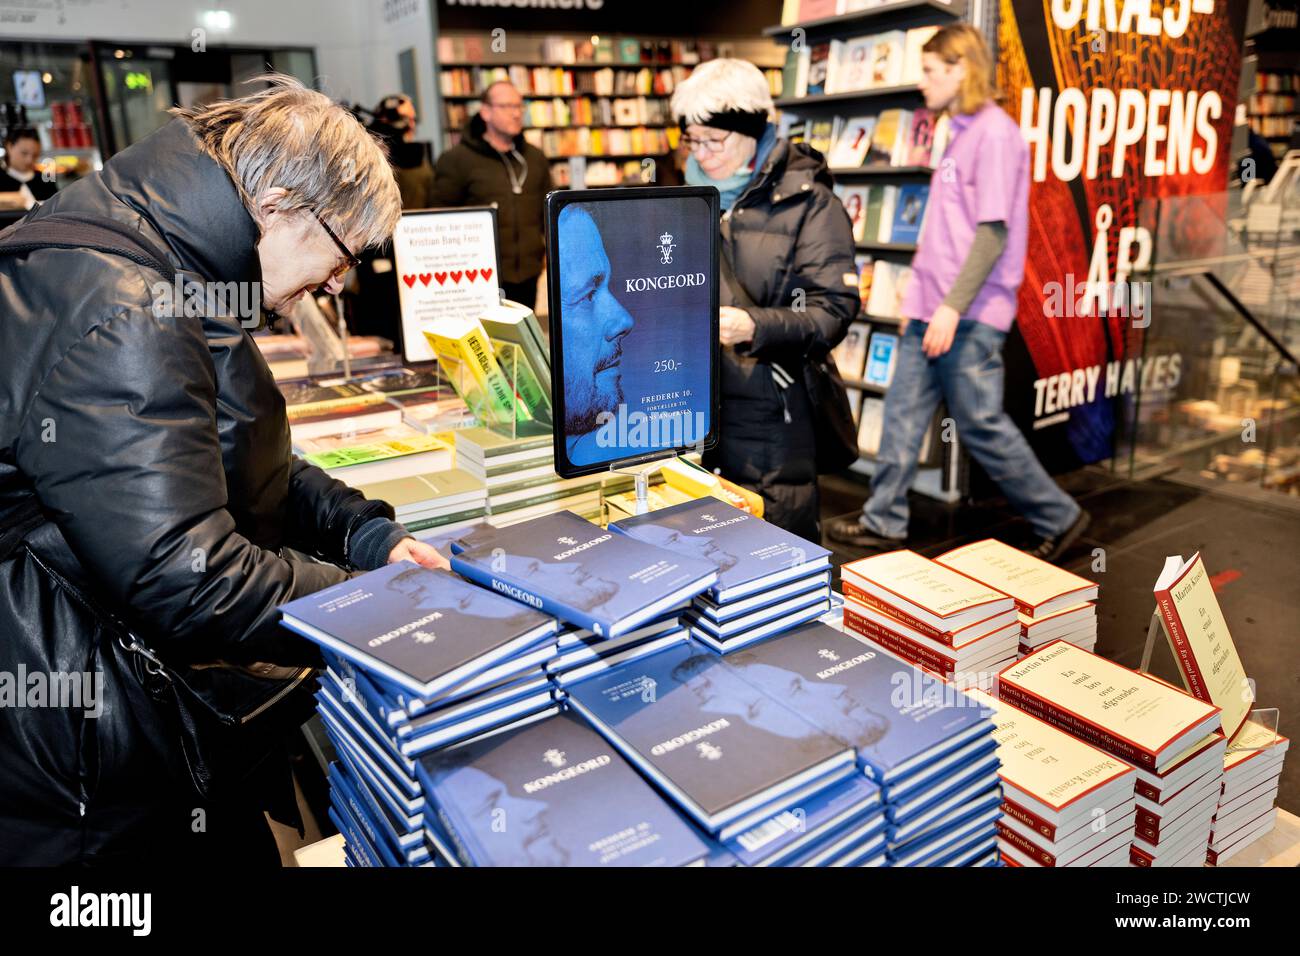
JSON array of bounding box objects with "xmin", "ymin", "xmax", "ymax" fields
[{"xmin": 392, "ymin": 208, "xmax": 501, "ymax": 362}]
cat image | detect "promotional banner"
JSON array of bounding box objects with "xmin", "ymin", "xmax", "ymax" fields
[
  {"xmin": 546, "ymin": 187, "xmax": 718, "ymax": 476},
  {"xmin": 996, "ymin": 0, "xmax": 1248, "ymax": 468},
  {"xmin": 392, "ymin": 206, "xmax": 500, "ymax": 362}
]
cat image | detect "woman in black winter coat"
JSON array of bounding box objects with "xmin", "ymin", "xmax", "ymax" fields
[
  {"xmin": 0, "ymin": 76, "xmax": 446, "ymax": 865},
  {"xmin": 671, "ymin": 59, "xmax": 860, "ymax": 542}
]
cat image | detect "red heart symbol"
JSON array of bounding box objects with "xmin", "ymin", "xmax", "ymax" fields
[
  {"xmin": 465, "ymin": 269, "xmax": 479, "ymax": 282},
  {"xmin": 402, "ymin": 274, "xmax": 416, "ymax": 288},
  {"xmin": 481, "ymin": 267, "xmax": 493, "ymax": 281},
  {"xmin": 434, "ymin": 272, "xmax": 448, "ymax": 285},
  {"xmin": 418, "ymin": 273, "xmax": 432, "ymax": 286},
  {"xmin": 450, "ymin": 270, "xmax": 463, "ymax": 284}
]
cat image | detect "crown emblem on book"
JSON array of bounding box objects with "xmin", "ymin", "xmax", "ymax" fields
[
  {"xmin": 659, "ymin": 232, "xmax": 673, "ymax": 245},
  {"xmin": 542, "ymin": 749, "xmax": 566, "ymax": 768},
  {"xmin": 696, "ymin": 742, "xmax": 723, "ymax": 761},
  {"xmin": 818, "ymin": 649, "xmax": 839, "ymax": 662},
  {"xmin": 700, "ymin": 514, "xmax": 715, "ymax": 523},
  {"xmin": 557, "ymin": 536, "xmax": 577, "ymax": 546}
]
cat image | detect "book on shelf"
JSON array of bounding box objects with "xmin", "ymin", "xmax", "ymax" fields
[
  {"xmin": 832, "ymin": 321, "xmax": 870, "ymax": 380},
  {"xmin": 857, "ymin": 396, "xmax": 884, "ymax": 455},
  {"xmin": 805, "ymin": 42, "xmax": 833, "ymax": 97},
  {"xmin": 875, "ymin": 184, "xmax": 899, "ymax": 241},
  {"xmin": 865, "ymin": 261, "xmax": 911, "ymax": 317},
  {"xmin": 863, "ymin": 330, "xmax": 898, "ymax": 387},
  {"xmin": 827, "ymin": 116, "xmax": 877, "ymax": 167},
  {"xmin": 1152, "ymin": 552, "xmax": 1252, "ymax": 742},
  {"xmin": 836, "ymin": 185, "xmax": 870, "ymax": 241},
  {"xmin": 832, "ymin": 36, "xmax": 877, "ymax": 93},
  {"xmin": 996, "ymin": 641, "xmax": 1223, "ymax": 773},
  {"xmin": 888, "ymin": 183, "xmax": 929, "ymax": 244},
  {"xmin": 902, "ymin": 26, "xmax": 939, "ymax": 84},
  {"xmin": 869, "ymin": 31, "xmax": 906, "ymax": 87},
  {"xmin": 867, "ymin": 109, "xmax": 911, "ymax": 166},
  {"xmin": 278, "ymin": 562, "xmax": 557, "ymax": 699}
]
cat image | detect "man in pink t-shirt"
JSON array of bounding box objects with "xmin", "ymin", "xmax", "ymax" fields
[{"xmin": 828, "ymin": 24, "xmax": 1087, "ymax": 562}]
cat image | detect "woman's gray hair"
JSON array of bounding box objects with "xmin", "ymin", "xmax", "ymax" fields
[
  {"xmin": 172, "ymin": 74, "xmax": 401, "ymax": 250},
  {"xmin": 670, "ymin": 59, "xmax": 774, "ymax": 126}
]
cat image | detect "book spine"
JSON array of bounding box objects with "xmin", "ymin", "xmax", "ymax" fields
[
  {"xmin": 995, "ymin": 820, "xmax": 1057, "ymax": 866},
  {"xmin": 285, "ymin": 397, "xmax": 387, "ymax": 421},
  {"xmin": 450, "ymin": 554, "xmax": 601, "ymax": 635},
  {"xmin": 1000, "ymin": 798, "xmax": 1059, "ymax": 841},
  {"xmin": 843, "ymin": 606, "xmax": 956, "ymax": 675},
  {"xmin": 1153, "ymin": 589, "xmax": 1211, "ymax": 702},
  {"xmin": 340, "ymin": 781, "xmax": 401, "ymax": 867},
  {"xmin": 330, "ymin": 807, "xmax": 380, "ymax": 867},
  {"xmin": 994, "ymin": 682, "xmax": 1159, "ymax": 772},
  {"xmin": 842, "ymin": 582, "xmax": 956, "ymax": 646},
  {"xmin": 1129, "ymin": 846, "xmax": 1152, "ymax": 867},
  {"xmin": 1134, "ymin": 777, "xmax": 1163, "ymax": 803},
  {"xmin": 465, "ymin": 326, "xmax": 533, "ymax": 423},
  {"xmin": 434, "ymin": 804, "xmax": 481, "ymax": 867},
  {"xmin": 1134, "ymin": 818, "xmax": 1162, "ymax": 844}
]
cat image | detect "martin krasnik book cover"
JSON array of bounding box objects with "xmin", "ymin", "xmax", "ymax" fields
[
  {"xmin": 449, "ymin": 510, "xmax": 717, "ymax": 638},
  {"xmin": 611, "ymin": 498, "xmax": 831, "ymax": 602},
  {"xmin": 722, "ymin": 622, "xmax": 993, "ymax": 786},
  {"xmin": 563, "ymin": 639, "xmax": 855, "ymax": 834},
  {"xmin": 278, "ymin": 562, "xmax": 557, "ymax": 698},
  {"xmin": 416, "ymin": 710, "xmax": 709, "ymax": 867}
]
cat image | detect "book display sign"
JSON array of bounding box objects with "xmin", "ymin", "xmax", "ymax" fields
[
  {"xmin": 392, "ymin": 207, "xmax": 501, "ymax": 363},
  {"xmin": 545, "ymin": 186, "xmax": 720, "ymax": 478}
]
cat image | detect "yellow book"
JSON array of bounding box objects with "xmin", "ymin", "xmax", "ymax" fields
[
  {"xmin": 997, "ymin": 642, "xmax": 1222, "ymax": 772},
  {"xmin": 936, "ymin": 538, "xmax": 1098, "ymax": 619},
  {"xmin": 1153, "ymin": 553, "xmax": 1252, "ymax": 743},
  {"xmin": 841, "ymin": 549, "xmax": 1014, "ymax": 631},
  {"xmin": 967, "ymin": 688, "xmax": 1135, "ymax": 837},
  {"xmin": 424, "ymin": 316, "xmax": 531, "ymax": 426}
]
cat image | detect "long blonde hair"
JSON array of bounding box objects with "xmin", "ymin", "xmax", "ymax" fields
[{"xmin": 922, "ymin": 24, "xmax": 996, "ymax": 115}]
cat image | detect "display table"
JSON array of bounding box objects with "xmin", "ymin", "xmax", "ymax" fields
[{"xmin": 293, "ymin": 810, "xmax": 1300, "ymax": 868}]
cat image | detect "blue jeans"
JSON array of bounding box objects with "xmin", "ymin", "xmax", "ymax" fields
[{"xmin": 862, "ymin": 321, "xmax": 1081, "ymax": 540}]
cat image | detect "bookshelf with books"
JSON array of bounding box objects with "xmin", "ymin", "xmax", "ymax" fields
[
  {"xmin": 435, "ymin": 32, "xmax": 784, "ymax": 188},
  {"xmin": 770, "ymin": 0, "xmax": 966, "ymax": 501}
]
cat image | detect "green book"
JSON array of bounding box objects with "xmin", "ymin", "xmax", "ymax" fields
[
  {"xmin": 480, "ymin": 301, "xmax": 551, "ymax": 397},
  {"xmin": 863, "ymin": 185, "xmax": 885, "ymax": 246},
  {"xmin": 355, "ymin": 468, "xmax": 484, "ymax": 508},
  {"xmin": 454, "ymin": 424, "xmax": 554, "ymax": 458}
]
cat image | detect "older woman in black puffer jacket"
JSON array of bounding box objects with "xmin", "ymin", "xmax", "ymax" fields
[{"xmin": 671, "ymin": 59, "xmax": 860, "ymax": 542}]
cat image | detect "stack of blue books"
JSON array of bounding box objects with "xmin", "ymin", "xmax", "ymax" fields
[
  {"xmin": 720, "ymin": 621, "xmax": 1003, "ymax": 867},
  {"xmin": 610, "ymin": 500, "xmax": 833, "ymax": 653},
  {"xmin": 280, "ymin": 561, "xmax": 565, "ymax": 866},
  {"xmin": 558, "ymin": 637, "xmax": 895, "ymax": 866}
]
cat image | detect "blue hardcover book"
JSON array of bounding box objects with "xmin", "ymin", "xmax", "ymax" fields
[
  {"xmin": 403, "ymin": 673, "xmax": 554, "ymax": 740},
  {"xmin": 450, "ymin": 511, "xmax": 717, "ymax": 638},
  {"xmin": 685, "ymin": 587, "xmax": 831, "ymax": 639},
  {"xmin": 684, "ymin": 599, "xmax": 831, "ymax": 655},
  {"xmin": 610, "ymin": 499, "xmax": 831, "ymax": 603},
  {"xmin": 333, "ymin": 742, "xmax": 429, "ymax": 861},
  {"xmin": 889, "ymin": 184, "xmax": 928, "ymax": 244},
  {"xmin": 280, "ymin": 562, "xmax": 557, "ymax": 698},
  {"xmin": 724, "ymin": 775, "xmax": 882, "ymax": 867},
  {"xmin": 401, "ymin": 686, "xmax": 557, "ymax": 758},
  {"xmin": 328, "ymin": 762, "xmax": 403, "ymax": 867},
  {"xmin": 695, "ymin": 572, "xmax": 831, "ymax": 623},
  {"xmin": 373, "ymin": 640, "xmax": 561, "ymax": 722},
  {"xmin": 781, "ymin": 811, "xmax": 890, "ymax": 867},
  {"xmin": 329, "ymin": 803, "xmax": 381, "ymax": 868},
  {"xmin": 415, "ymin": 710, "xmax": 709, "ymax": 867},
  {"xmin": 888, "ymin": 799, "xmax": 1002, "ymax": 866},
  {"xmin": 563, "ymin": 639, "xmax": 855, "ymax": 833},
  {"xmin": 864, "ymin": 331, "xmax": 898, "ymax": 387},
  {"xmin": 719, "ymin": 622, "xmax": 993, "ymax": 787}
]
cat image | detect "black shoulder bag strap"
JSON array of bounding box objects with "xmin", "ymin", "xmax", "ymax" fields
[
  {"xmin": 0, "ymin": 212, "xmax": 178, "ymax": 282},
  {"xmin": 718, "ymin": 225, "xmax": 859, "ymax": 474}
]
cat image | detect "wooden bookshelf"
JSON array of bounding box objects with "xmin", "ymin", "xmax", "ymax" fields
[{"xmin": 435, "ymin": 30, "xmax": 784, "ymax": 188}]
